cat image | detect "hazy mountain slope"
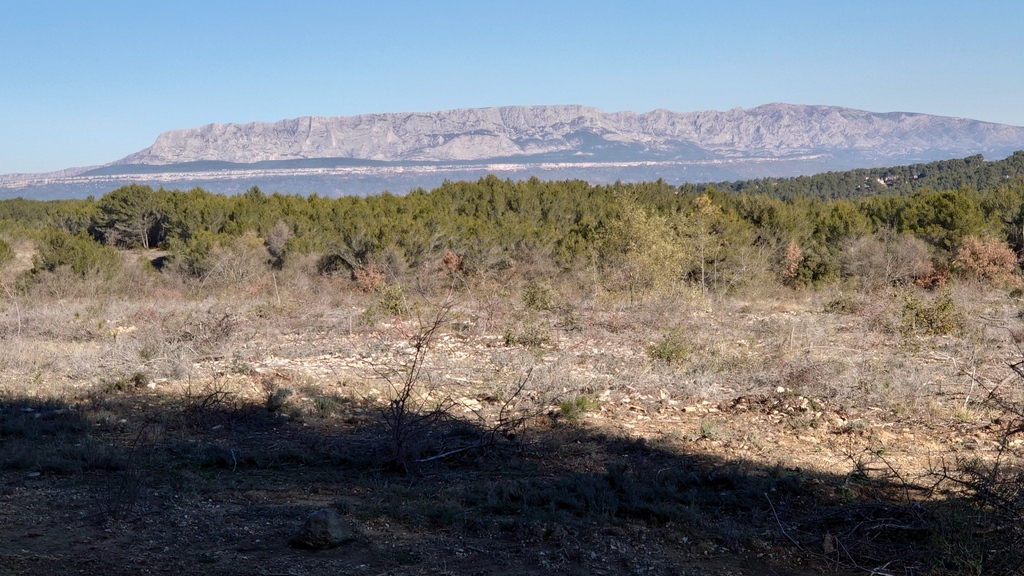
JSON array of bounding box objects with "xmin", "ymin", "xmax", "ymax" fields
[
  {"xmin": 4, "ymin": 103, "xmax": 1024, "ymax": 199},
  {"xmin": 113, "ymin": 104, "xmax": 1024, "ymax": 166}
]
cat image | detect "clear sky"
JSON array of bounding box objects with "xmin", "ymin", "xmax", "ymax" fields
[{"xmin": 2, "ymin": 0, "xmax": 1022, "ymax": 174}]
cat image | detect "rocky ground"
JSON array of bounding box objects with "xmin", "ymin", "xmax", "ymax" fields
[{"xmin": 2, "ymin": 279, "xmax": 1023, "ymax": 575}]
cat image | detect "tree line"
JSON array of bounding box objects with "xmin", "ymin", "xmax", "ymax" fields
[
  {"xmin": 1, "ymin": 154, "xmax": 1024, "ymax": 296},
  {"xmin": 700, "ymin": 150, "xmax": 1024, "ymax": 200}
]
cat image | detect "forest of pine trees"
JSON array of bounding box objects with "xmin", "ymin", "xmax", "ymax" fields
[{"xmin": 2, "ymin": 152, "xmax": 1024, "ymax": 296}]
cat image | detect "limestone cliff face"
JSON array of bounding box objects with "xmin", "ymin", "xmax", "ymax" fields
[{"xmin": 113, "ymin": 104, "xmax": 1024, "ymax": 166}]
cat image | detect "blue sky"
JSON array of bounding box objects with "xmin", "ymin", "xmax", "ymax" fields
[{"xmin": 2, "ymin": 0, "xmax": 1022, "ymax": 174}]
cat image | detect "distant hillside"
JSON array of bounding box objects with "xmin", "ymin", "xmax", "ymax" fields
[
  {"xmin": 702, "ymin": 151, "xmax": 1024, "ymax": 200},
  {"xmin": 4, "ymin": 103, "xmax": 1024, "ymax": 199}
]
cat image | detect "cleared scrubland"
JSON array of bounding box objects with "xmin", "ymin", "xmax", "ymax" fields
[{"xmin": 2, "ymin": 169, "xmax": 1024, "ymax": 574}]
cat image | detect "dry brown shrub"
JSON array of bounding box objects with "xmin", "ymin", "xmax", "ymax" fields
[
  {"xmin": 956, "ymin": 235, "xmax": 1022, "ymax": 288},
  {"xmin": 354, "ymin": 263, "xmax": 386, "ymax": 292},
  {"xmin": 441, "ymin": 250, "xmax": 463, "ymax": 275},
  {"xmin": 781, "ymin": 240, "xmax": 801, "ymax": 284},
  {"xmin": 410, "ymin": 249, "xmax": 465, "ymax": 293},
  {"xmin": 912, "ymin": 261, "xmax": 950, "ymax": 289}
]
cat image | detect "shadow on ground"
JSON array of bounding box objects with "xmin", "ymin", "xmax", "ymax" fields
[{"xmin": 1, "ymin": 389, "xmax": 1020, "ymax": 576}]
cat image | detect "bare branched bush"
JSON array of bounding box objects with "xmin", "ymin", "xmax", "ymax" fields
[
  {"xmin": 95, "ymin": 416, "xmax": 163, "ymax": 521},
  {"xmin": 375, "ymin": 297, "xmax": 458, "ymax": 469},
  {"xmin": 370, "ymin": 295, "xmax": 549, "ymax": 470},
  {"xmin": 265, "ymin": 220, "xmax": 292, "ymax": 269},
  {"xmin": 925, "ymin": 363, "xmax": 1024, "ymax": 574},
  {"xmin": 202, "ymin": 232, "xmax": 270, "ymax": 288},
  {"xmin": 370, "ymin": 245, "xmax": 411, "ymax": 284},
  {"xmin": 707, "ymin": 242, "xmax": 780, "ymax": 298},
  {"xmin": 843, "ymin": 230, "xmax": 933, "ymax": 289},
  {"xmin": 174, "ymin": 307, "xmax": 241, "ymax": 357},
  {"xmin": 167, "ymin": 231, "xmax": 270, "ymax": 293}
]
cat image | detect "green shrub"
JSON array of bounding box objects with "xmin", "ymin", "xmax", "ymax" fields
[
  {"xmin": 559, "ymin": 395, "xmax": 599, "ymax": 421},
  {"xmin": 792, "ymin": 244, "xmax": 841, "ymax": 288},
  {"xmin": 522, "ymin": 280, "xmax": 556, "ymax": 311},
  {"xmin": 557, "ymin": 304, "xmax": 583, "ymax": 332},
  {"xmin": 102, "ymin": 372, "xmax": 149, "ymax": 394},
  {"xmin": 697, "ymin": 420, "xmax": 723, "ymax": 440},
  {"xmin": 647, "ymin": 330, "xmax": 688, "ymax": 363},
  {"xmin": 0, "ymin": 237, "xmax": 13, "ymax": 269},
  {"xmin": 503, "ymin": 319, "xmax": 552, "ymax": 347},
  {"xmin": 31, "ymin": 229, "xmax": 121, "ymax": 278},
  {"xmin": 377, "ymin": 284, "xmax": 409, "ymax": 316},
  {"xmin": 166, "ymin": 230, "xmax": 217, "ymax": 278},
  {"xmin": 900, "ymin": 288, "xmax": 965, "ymax": 336},
  {"xmin": 823, "ymin": 292, "xmax": 862, "ymax": 314},
  {"xmin": 598, "ymin": 200, "xmax": 687, "ymax": 303}
]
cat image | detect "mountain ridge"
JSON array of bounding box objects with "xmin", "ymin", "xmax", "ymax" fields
[
  {"xmin": 4, "ymin": 103, "xmax": 1024, "ymax": 199},
  {"xmin": 112, "ymin": 103, "xmax": 1024, "ymax": 166}
]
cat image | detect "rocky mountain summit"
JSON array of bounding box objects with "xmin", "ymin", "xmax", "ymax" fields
[
  {"xmin": 5, "ymin": 103, "xmax": 1024, "ymax": 199},
  {"xmin": 114, "ymin": 103, "xmax": 1024, "ymax": 166}
]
